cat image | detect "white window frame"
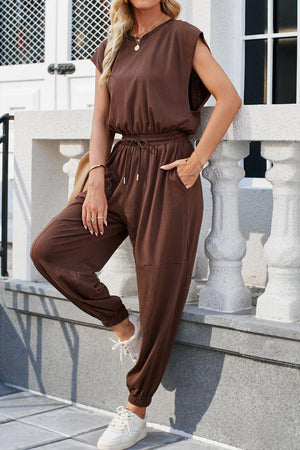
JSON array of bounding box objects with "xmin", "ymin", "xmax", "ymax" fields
[
  {"xmin": 240, "ymin": 0, "xmax": 299, "ymax": 189},
  {"xmin": 242, "ymin": 0, "xmax": 299, "ymax": 105}
]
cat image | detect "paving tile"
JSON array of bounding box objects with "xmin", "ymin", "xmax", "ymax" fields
[
  {"xmin": 76, "ymin": 426, "xmax": 182, "ymax": 449},
  {"xmin": 72, "ymin": 427, "xmax": 109, "ymax": 446},
  {"xmin": 0, "ymin": 391, "xmax": 68, "ymax": 419},
  {"xmin": 0, "ymin": 382, "xmax": 19, "ymax": 397},
  {"xmin": 37, "ymin": 438, "xmax": 96, "ymax": 449},
  {"xmin": 157, "ymin": 438, "xmax": 228, "ymax": 449},
  {"xmin": 129, "ymin": 429, "xmax": 182, "ymax": 449},
  {"xmin": 20, "ymin": 405, "xmax": 111, "ymax": 437},
  {"xmin": 74, "ymin": 426, "xmax": 182, "ymax": 450},
  {"xmin": 0, "ymin": 389, "xmax": 229, "ymax": 450},
  {"xmin": 0, "ymin": 420, "xmax": 63, "ymax": 449},
  {"xmin": 0, "ymin": 413, "xmax": 13, "ymax": 424}
]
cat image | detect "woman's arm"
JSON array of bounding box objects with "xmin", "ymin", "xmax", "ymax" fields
[
  {"xmin": 89, "ymin": 68, "xmax": 114, "ymax": 174},
  {"xmin": 189, "ymin": 37, "xmax": 242, "ymax": 170},
  {"xmin": 82, "ymin": 68, "xmax": 113, "ymax": 236}
]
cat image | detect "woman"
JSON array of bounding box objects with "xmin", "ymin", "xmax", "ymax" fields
[{"xmin": 30, "ymin": 0, "xmax": 242, "ymax": 448}]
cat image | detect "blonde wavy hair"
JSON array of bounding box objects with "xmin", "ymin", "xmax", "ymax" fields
[{"xmin": 99, "ymin": 0, "xmax": 181, "ymax": 87}]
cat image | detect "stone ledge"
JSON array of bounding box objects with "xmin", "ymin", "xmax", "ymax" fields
[
  {"xmin": 14, "ymin": 105, "xmax": 300, "ymax": 141},
  {"xmin": 2, "ymin": 279, "xmax": 300, "ymax": 368}
]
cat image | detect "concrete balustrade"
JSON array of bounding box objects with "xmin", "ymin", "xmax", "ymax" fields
[
  {"xmin": 198, "ymin": 141, "xmax": 252, "ymax": 312},
  {"xmin": 12, "ymin": 106, "xmax": 300, "ymax": 322},
  {"xmin": 256, "ymin": 142, "xmax": 300, "ymax": 322},
  {"xmin": 59, "ymin": 140, "xmax": 89, "ymax": 195}
]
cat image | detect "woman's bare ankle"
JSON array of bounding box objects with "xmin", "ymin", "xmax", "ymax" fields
[
  {"xmin": 125, "ymin": 401, "xmax": 146, "ymax": 419},
  {"xmin": 111, "ymin": 317, "xmax": 134, "ymax": 341}
]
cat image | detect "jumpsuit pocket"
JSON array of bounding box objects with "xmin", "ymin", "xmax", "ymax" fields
[
  {"xmin": 174, "ymin": 166, "xmax": 190, "ymax": 191},
  {"xmin": 172, "ymin": 140, "xmax": 195, "ymax": 191}
]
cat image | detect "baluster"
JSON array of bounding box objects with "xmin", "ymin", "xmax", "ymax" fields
[
  {"xmin": 59, "ymin": 140, "xmax": 89, "ymax": 197},
  {"xmin": 256, "ymin": 142, "xmax": 300, "ymax": 322},
  {"xmin": 199, "ymin": 141, "xmax": 252, "ymax": 312}
]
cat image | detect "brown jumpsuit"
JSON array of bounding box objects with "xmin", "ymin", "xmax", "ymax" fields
[{"xmin": 30, "ymin": 18, "xmax": 211, "ymax": 407}]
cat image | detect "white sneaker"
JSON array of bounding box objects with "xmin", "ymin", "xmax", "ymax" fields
[
  {"xmin": 110, "ymin": 313, "xmax": 142, "ymax": 364},
  {"xmin": 97, "ymin": 405, "xmax": 147, "ymax": 450}
]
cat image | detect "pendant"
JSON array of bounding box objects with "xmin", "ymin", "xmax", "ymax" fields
[{"xmin": 134, "ymin": 37, "xmax": 141, "ymax": 51}]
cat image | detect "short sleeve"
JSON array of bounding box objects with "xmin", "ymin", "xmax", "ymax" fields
[
  {"xmin": 90, "ymin": 38, "xmax": 108, "ymax": 73},
  {"xmin": 184, "ymin": 24, "xmax": 212, "ymax": 112}
]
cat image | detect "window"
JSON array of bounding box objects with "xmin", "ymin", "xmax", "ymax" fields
[
  {"xmin": 243, "ymin": 0, "xmax": 299, "ymax": 178},
  {"xmin": 0, "ymin": 0, "xmax": 46, "ymax": 66},
  {"xmin": 71, "ymin": 0, "xmax": 111, "ymax": 61}
]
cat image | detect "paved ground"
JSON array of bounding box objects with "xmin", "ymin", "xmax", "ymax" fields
[{"xmin": 0, "ymin": 382, "xmax": 230, "ymax": 450}]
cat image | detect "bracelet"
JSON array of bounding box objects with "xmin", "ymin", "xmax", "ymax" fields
[{"xmin": 88, "ymin": 164, "xmax": 106, "ymax": 173}]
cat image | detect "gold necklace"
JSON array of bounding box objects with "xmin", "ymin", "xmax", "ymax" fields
[{"xmin": 132, "ymin": 13, "xmax": 165, "ymax": 51}]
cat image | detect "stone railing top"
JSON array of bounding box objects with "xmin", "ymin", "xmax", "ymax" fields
[
  {"xmin": 198, "ymin": 104, "xmax": 300, "ymax": 142},
  {"xmin": 14, "ymin": 104, "xmax": 300, "ymax": 142}
]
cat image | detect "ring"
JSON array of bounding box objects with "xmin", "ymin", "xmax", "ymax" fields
[
  {"xmin": 97, "ymin": 216, "xmax": 104, "ymax": 219},
  {"xmin": 91, "ymin": 217, "xmax": 96, "ymax": 221}
]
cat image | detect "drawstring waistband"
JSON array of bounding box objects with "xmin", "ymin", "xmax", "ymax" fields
[
  {"xmin": 121, "ymin": 138, "xmax": 146, "ymax": 184},
  {"xmin": 114, "ymin": 131, "xmax": 189, "ymax": 185}
]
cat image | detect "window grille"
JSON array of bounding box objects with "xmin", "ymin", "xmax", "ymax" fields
[
  {"xmin": 71, "ymin": 0, "xmax": 111, "ymax": 61},
  {"xmin": 244, "ymin": 0, "xmax": 298, "ymax": 105},
  {"xmin": 0, "ymin": 0, "xmax": 45, "ymax": 66},
  {"xmin": 243, "ymin": 0, "xmax": 299, "ymax": 178}
]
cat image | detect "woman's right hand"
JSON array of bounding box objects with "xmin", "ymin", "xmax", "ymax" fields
[{"xmin": 82, "ymin": 172, "xmax": 108, "ymax": 236}]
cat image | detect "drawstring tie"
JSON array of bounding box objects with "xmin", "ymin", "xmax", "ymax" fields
[
  {"xmin": 109, "ymin": 131, "xmax": 189, "ymax": 185},
  {"xmin": 121, "ymin": 138, "xmax": 146, "ymax": 185}
]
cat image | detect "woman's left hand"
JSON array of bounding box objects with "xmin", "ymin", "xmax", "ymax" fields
[{"xmin": 160, "ymin": 157, "xmax": 202, "ymax": 189}]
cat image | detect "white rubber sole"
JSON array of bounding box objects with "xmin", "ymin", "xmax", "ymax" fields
[{"xmin": 97, "ymin": 429, "xmax": 147, "ymax": 450}]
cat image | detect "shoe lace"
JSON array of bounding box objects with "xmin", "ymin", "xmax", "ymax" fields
[
  {"xmin": 110, "ymin": 406, "xmax": 132, "ymax": 436},
  {"xmin": 110, "ymin": 337, "xmax": 134, "ymax": 364}
]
